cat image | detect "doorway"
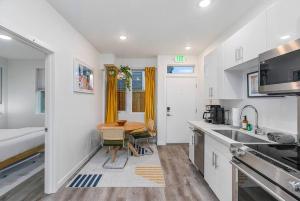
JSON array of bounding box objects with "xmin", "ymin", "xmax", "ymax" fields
[
  {"xmin": 166, "ymin": 76, "xmax": 197, "ymax": 143},
  {"xmin": 0, "ymin": 26, "xmax": 54, "ymax": 198}
]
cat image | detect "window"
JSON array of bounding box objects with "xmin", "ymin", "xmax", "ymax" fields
[
  {"xmin": 117, "ymin": 79, "xmax": 126, "ymax": 111},
  {"xmin": 117, "ymin": 69, "xmax": 145, "ymax": 113},
  {"xmin": 132, "ymin": 70, "xmax": 145, "ymax": 112},
  {"xmin": 36, "ymin": 68, "xmax": 45, "ymax": 114},
  {"xmin": 36, "ymin": 90, "xmax": 45, "ymax": 113},
  {"xmin": 167, "ymin": 66, "xmax": 194, "ymax": 74}
]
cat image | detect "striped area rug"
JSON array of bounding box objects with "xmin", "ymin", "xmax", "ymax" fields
[
  {"xmin": 68, "ymin": 174, "xmax": 102, "ymax": 188},
  {"xmin": 135, "ymin": 165, "xmax": 165, "ymax": 186}
]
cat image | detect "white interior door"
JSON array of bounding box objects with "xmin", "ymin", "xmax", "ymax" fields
[{"xmin": 166, "ymin": 77, "xmax": 197, "ymax": 143}]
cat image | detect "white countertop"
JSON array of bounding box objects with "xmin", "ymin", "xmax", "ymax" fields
[{"xmin": 188, "ymin": 120, "xmax": 273, "ymax": 147}]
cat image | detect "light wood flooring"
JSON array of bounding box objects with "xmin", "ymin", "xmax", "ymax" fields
[{"xmin": 1, "ymin": 144, "xmax": 219, "ymax": 201}]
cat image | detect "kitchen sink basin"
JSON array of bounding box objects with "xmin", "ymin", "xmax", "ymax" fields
[{"xmin": 212, "ymin": 130, "xmax": 268, "ymax": 143}]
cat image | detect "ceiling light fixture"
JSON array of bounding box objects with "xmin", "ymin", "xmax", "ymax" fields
[
  {"xmin": 199, "ymin": 0, "xmax": 211, "ymax": 8},
  {"xmin": 280, "ymin": 35, "xmax": 291, "ymax": 40},
  {"xmin": 0, "ymin": 34, "xmax": 12, "ymax": 40},
  {"xmin": 185, "ymin": 46, "xmax": 192, "ymax": 50},
  {"xmin": 120, "ymin": 35, "xmax": 127, "ymax": 40}
]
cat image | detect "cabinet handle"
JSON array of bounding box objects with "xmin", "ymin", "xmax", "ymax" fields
[
  {"xmin": 212, "ymin": 152, "xmax": 215, "ymax": 167},
  {"xmin": 209, "ymin": 87, "xmax": 213, "ymax": 98},
  {"xmin": 211, "ymin": 88, "xmax": 213, "ymax": 98},
  {"xmin": 240, "ymin": 47, "xmax": 243, "ymax": 61},
  {"xmin": 214, "ymin": 153, "xmax": 218, "ymax": 168},
  {"xmin": 235, "ymin": 49, "xmax": 238, "ymax": 62},
  {"xmin": 192, "ymin": 135, "xmax": 194, "ymax": 145}
]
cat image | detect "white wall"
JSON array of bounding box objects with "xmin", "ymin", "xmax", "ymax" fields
[
  {"xmin": 0, "ymin": 0, "xmax": 102, "ymax": 193},
  {"xmin": 157, "ymin": 55, "xmax": 201, "ymax": 145},
  {"xmin": 198, "ymin": 0, "xmax": 297, "ymax": 134},
  {"xmin": 115, "ymin": 57, "xmax": 157, "ymax": 122},
  {"xmin": 6, "ymin": 59, "xmax": 45, "ymax": 128}
]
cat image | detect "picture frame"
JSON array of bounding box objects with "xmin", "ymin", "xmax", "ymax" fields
[
  {"xmin": 73, "ymin": 59, "xmax": 94, "ymax": 94},
  {"xmin": 247, "ymin": 71, "xmax": 281, "ymax": 98}
]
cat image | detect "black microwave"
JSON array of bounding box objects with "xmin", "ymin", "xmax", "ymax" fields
[{"xmin": 258, "ymin": 38, "xmax": 300, "ymax": 95}]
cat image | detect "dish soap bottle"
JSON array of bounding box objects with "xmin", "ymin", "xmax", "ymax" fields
[{"xmin": 242, "ymin": 116, "xmax": 248, "ymax": 130}]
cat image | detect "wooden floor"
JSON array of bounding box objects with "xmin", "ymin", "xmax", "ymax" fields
[{"xmin": 1, "ymin": 144, "xmax": 219, "ymax": 201}]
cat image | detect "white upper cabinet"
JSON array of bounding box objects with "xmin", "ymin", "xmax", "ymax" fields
[
  {"xmin": 204, "ymin": 48, "xmax": 221, "ymax": 99},
  {"xmin": 204, "ymin": 47, "xmax": 242, "ymax": 100},
  {"xmin": 223, "ymin": 31, "xmax": 241, "ymax": 70},
  {"xmin": 223, "ymin": 12, "xmax": 267, "ymax": 70},
  {"xmin": 266, "ymin": 0, "xmax": 300, "ymax": 49}
]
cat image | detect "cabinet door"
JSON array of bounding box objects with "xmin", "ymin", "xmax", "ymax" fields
[
  {"xmin": 214, "ymin": 151, "xmax": 232, "ymax": 201},
  {"xmin": 204, "ymin": 145, "xmax": 216, "ymax": 191},
  {"xmin": 223, "ymin": 12, "xmax": 267, "ymax": 69},
  {"xmin": 266, "ymin": 0, "xmax": 300, "ymax": 49},
  {"xmin": 188, "ymin": 128, "xmax": 195, "ymax": 164},
  {"xmin": 204, "ymin": 48, "xmax": 221, "ymax": 99},
  {"xmin": 223, "ymin": 32, "xmax": 241, "ymax": 70},
  {"xmin": 239, "ymin": 12, "xmax": 267, "ymax": 63}
]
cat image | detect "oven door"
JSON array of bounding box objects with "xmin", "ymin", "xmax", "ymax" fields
[
  {"xmin": 231, "ymin": 159, "xmax": 298, "ymax": 201},
  {"xmin": 258, "ymin": 38, "xmax": 300, "ymax": 95}
]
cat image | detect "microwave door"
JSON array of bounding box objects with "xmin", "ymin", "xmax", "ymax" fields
[{"xmin": 259, "ymin": 38, "xmax": 300, "ymax": 95}]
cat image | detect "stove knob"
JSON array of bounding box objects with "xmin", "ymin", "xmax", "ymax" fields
[
  {"xmin": 289, "ymin": 181, "xmax": 300, "ymax": 192},
  {"xmin": 236, "ymin": 149, "xmax": 246, "ymax": 157}
]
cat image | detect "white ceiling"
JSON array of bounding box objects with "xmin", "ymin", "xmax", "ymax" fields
[
  {"xmin": 47, "ymin": 0, "xmax": 273, "ymax": 57},
  {"xmin": 0, "ymin": 33, "xmax": 46, "ymax": 60}
]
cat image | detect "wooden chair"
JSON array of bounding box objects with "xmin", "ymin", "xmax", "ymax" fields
[
  {"xmin": 100, "ymin": 127, "xmax": 129, "ymax": 169},
  {"xmin": 129, "ymin": 119, "xmax": 156, "ymax": 155}
]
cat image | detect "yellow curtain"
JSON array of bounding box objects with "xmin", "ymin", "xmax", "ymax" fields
[
  {"xmin": 144, "ymin": 67, "xmax": 156, "ymax": 124},
  {"xmin": 105, "ymin": 67, "xmax": 118, "ymax": 123}
]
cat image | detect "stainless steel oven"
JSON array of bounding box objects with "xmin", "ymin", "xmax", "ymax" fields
[
  {"xmin": 258, "ymin": 38, "xmax": 300, "ymax": 95},
  {"xmin": 231, "ymin": 158, "xmax": 297, "ymax": 201}
]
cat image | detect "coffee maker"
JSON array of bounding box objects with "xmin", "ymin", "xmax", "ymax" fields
[{"xmin": 203, "ymin": 105, "xmax": 225, "ymax": 124}]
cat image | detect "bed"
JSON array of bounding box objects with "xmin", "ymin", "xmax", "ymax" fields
[{"xmin": 0, "ymin": 127, "xmax": 45, "ymax": 170}]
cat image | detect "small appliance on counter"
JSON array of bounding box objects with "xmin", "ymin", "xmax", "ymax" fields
[
  {"xmin": 231, "ymin": 108, "xmax": 240, "ymax": 128},
  {"xmin": 202, "ymin": 105, "xmax": 225, "ymax": 124}
]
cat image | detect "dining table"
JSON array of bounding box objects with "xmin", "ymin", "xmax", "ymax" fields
[{"xmin": 97, "ymin": 121, "xmax": 146, "ymax": 157}]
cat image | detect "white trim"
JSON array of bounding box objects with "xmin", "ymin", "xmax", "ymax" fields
[
  {"xmin": 44, "ymin": 54, "xmax": 55, "ymax": 194},
  {"xmin": 101, "ymin": 69, "xmax": 106, "ymax": 123},
  {"xmin": 56, "ymin": 146, "xmax": 100, "ymax": 189}
]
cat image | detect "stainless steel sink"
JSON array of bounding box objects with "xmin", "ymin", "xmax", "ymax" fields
[{"xmin": 212, "ymin": 130, "xmax": 268, "ymax": 143}]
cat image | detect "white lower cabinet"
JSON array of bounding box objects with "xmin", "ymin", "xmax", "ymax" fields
[
  {"xmin": 204, "ymin": 135, "xmax": 232, "ymax": 201},
  {"xmin": 188, "ymin": 127, "xmax": 195, "ymax": 164}
]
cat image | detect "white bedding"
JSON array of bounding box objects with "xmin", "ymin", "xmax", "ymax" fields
[{"xmin": 0, "ymin": 127, "xmax": 45, "ymax": 162}]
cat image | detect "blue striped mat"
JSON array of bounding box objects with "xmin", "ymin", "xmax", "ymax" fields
[{"xmin": 68, "ymin": 174, "xmax": 102, "ymax": 188}]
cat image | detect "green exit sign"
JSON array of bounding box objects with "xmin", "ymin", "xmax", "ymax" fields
[{"xmin": 175, "ymin": 55, "xmax": 186, "ymax": 63}]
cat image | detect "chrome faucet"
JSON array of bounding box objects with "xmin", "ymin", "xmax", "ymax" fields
[{"xmin": 240, "ymin": 105, "xmax": 262, "ymax": 134}]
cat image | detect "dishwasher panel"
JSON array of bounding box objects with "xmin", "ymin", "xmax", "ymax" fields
[{"xmin": 194, "ymin": 130, "xmax": 205, "ymax": 175}]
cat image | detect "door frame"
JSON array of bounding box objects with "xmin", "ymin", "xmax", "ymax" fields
[
  {"xmin": 0, "ymin": 25, "xmax": 56, "ymax": 193},
  {"xmin": 165, "ymin": 75, "xmax": 198, "ymax": 144}
]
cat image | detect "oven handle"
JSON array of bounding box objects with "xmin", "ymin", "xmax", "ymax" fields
[{"xmin": 231, "ymin": 159, "xmax": 298, "ymax": 201}]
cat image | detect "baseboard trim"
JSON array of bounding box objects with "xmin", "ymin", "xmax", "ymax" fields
[{"xmin": 55, "ymin": 146, "xmax": 101, "ymax": 192}]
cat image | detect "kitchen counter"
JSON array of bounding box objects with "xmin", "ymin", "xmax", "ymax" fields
[{"xmin": 188, "ymin": 120, "xmax": 272, "ymax": 147}]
